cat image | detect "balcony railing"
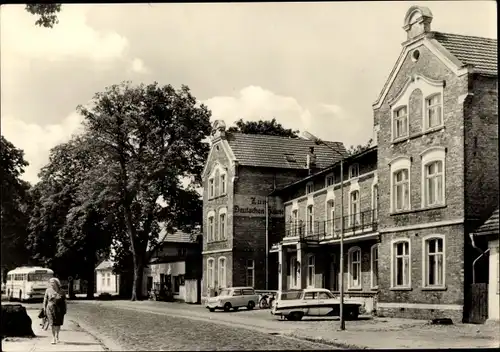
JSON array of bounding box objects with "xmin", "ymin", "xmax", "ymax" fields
[{"xmin": 281, "ymin": 209, "xmax": 378, "ymax": 243}]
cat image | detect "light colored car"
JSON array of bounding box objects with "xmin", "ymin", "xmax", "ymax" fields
[
  {"xmin": 271, "ymin": 288, "xmax": 363, "ymax": 321},
  {"xmin": 206, "ymin": 287, "xmax": 260, "ymax": 312}
]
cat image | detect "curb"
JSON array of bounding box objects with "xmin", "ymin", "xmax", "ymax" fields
[
  {"xmin": 287, "ymin": 333, "xmax": 368, "ymax": 350},
  {"xmin": 68, "ymin": 318, "xmax": 125, "ymax": 352}
]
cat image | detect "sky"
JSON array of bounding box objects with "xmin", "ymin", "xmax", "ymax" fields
[{"xmin": 1, "ymin": 1, "xmax": 497, "ymax": 185}]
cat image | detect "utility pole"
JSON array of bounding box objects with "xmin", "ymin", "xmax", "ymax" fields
[{"xmin": 302, "ymin": 131, "xmax": 346, "ymax": 330}]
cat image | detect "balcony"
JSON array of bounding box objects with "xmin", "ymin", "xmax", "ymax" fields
[{"xmin": 273, "ymin": 209, "xmax": 378, "ymax": 248}]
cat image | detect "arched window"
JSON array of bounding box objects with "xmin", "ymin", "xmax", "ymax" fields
[
  {"xmin": 393, "ymin": 105, "xmax": 408, "ymax": 140},
  {"xmin": 218, "ymin": 208, "xmax": 227, "ymax": 240},
  {"xmin": 421, "ymin": 147, "xmax": 446, "ymax": 208},
  {"xmin": 391, "ymin": 240, "xmax": 411, "ymax": 288},
  {"xmin": 307, "ymin": 255, "xmax": 315, "ymax": 288},
  {"xmin": 350, "ymin": 190, "xmax": 360, "ymax": 226},
  {"xmin": 327, "ymin": 200, "xmax": 335, "ymax": 236},
  {"xmin": 206, "ymin": 258, "xmax": 215, "ymax": 289},
  {"xmin": 348, "ymin": 247, "xmax": 362, "ymax": 289},
  {"xmin": 207, "ymin": 211, "xmax": 215, "ymax": 242},
  {"xmin": 306, "ymin": 205, "xmax": 314, "ymax": 235},
  {"xmin": 425, "ymin": 93, "xmax": 443, "ymax": 130},
  {"xmin": 422, "ymin": 235, "xmax": 445, "ymax": 288},
  {"xmin": 218, "ymin": 257, "xmax": 227, "ymax": 288},
  {"xmin": 372, "ymin": 184, "xmax": 379, "ymax": 221}
]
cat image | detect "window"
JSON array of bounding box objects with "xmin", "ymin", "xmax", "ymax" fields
[
  {"xmin": 107, "ymin": 273, "xmax": 111, "ymax": 286},
  {"xmin": 232, "ymin": 289, "xmax": 242, "ymax": 296},
  {"xmin": 424, "ymin": 161, "xmax": 444, "ymax": 207},
  {"xmin": 218, "ymin": 257, "xmax": 226, "ymax": 288},
  {"xmin": 291, "ymin": 209, "xmax": 298, "ymax": 236},
  {"xmin": 326, "ymin": 174, "xmax": 334, "ymax": 187},
  {"xmin": 423, "ymin": 236, "xmax": 445, "ymax": 288},
  {"xmin": 421, "ymin": 147, "xmax": 446, "ymax": 208},
  {"xmin": 348, "ymin": 247, "xmax": 362, "ymax": 289},
  {"xmin": 306, "ymin": 182, "xmax": 314, "ymax": 194},
  {"xmin": 207, "ymin": 258, "xmax": 215, "ymax": 288},
  {"xmin": 208, "ymin": 178, "xmax": 215, "ymax": 198},
  {"xmin": 393, "ymin": 169, "xmax": 410, "ymax": 211},
  {"xmin": 392, "ymin": 241, "xmax": 411, "ymax": 288},
  {"xmin": 307, "ymin": 255, "xmax": 315, "ymax": 287},
  {"xmin": 207, "ymin": 215, "xmax": 215, "ymax": 242},
  {"xmin": 304, "ymin": 292, "xmax": 316, "ymax": 300},
  {"xmin": 425, "ymin": 94, "xmax": 442, "ymax": 129},
  {"xmin": 101, "ymin": 274, "xmax": 105, "ymax": 287},
  {"xmin": 371, "ymin": 244, "xmax": 379, "ymax": 289},
  {"xmin": 306, "ymin": 205, "xmax": 314, "ymax": 235},
  {"xmin": 393, "ymin": 106, "xmax": 408, "ymax": 139},
  {"xmin": 350, "ymin": 191, "xmax": 360, "ymax": 225},
  {"xmin": 246, "ymin": 260, "xmax": 254, "ymax": 288},
  {"xmin": 349, "ymin": 164, "xmax": 359, "ymax": 179},
  {"xmin": 327, "ymin": 200, "xmax": 335, "ymax": 235},
  {"xmin": 219, "ymin": 212, "xmax": 226, "ymax": 240},
  {"xmin": 220, "ymin": 174, "xmax": 227, "ymax": 195},
  {"xmin": 372, "ymin": 184, "xmax": 379, "ymax": 220},
  {"xmin": 290, "ymin": 255, "xmax": 298, "ymax": 288},
  {"xmin": 242, "ymin": 288, "xmax": 255, "ymax": 295}
]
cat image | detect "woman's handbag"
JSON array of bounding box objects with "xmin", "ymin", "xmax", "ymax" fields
[{"xmin": 38, "ymin": 308, "xmax": 46, "ymax": 319}]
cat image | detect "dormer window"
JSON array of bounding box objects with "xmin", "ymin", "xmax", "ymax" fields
[
  {"xmin": 349, "ymin": 164, "xmax": 359, "ymax": 179},
  {"xmin": 425, "ymin": 94, "xmax": 442, "ymax": 129},
  {"xmin": 393, "ymin": 106, "xmax": 408, "ymax": 140},
  {"xmin": 208, "ymin": 178, "xmax": 215, "ymax": 198},
  {"xmin": 306, "ymin": 182, "xmax": 314, "ymax": 195}
]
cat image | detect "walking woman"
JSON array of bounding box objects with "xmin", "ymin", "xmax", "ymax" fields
[{"xmin": 43, "ymin": 277, "xmax": 67, "ymax": 344}]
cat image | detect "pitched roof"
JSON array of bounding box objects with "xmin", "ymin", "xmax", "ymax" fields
[
  {"xmin": 270, "ymin": 145, "xmax": 377, "ymax": 195},
  {"xmin": 225, "ymin": 132, "xmax": 347, "ymax": 170},
  {"xmin": 434, "ymin": 32, "xmax": 497, "ymax": 76},
  {"xmin": 158, "ymin": 229, "xmax": 198, "ymax": 243},
  {"xmin": 474, "ymin": 209, "xmax": 499, "ymax": 237},
  {"xmin": 95, "ymin": 260, "xmax": 114, "ymax": 271}
]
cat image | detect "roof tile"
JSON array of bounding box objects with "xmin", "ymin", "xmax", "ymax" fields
[
  {"xmin": 474, "ymin": 209, "xmax": 499, "ymax": 237},
  {"xmin": 225, "ymin": 132, "xmax": 347, "ymax": 170},
  {"xmin": 434, "ymin": 32, "xmax": 497, "ymax": 76}
]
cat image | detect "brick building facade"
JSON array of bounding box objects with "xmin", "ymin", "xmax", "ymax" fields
[
  {"xmin": 201, "ymin": 120, "xmax": 346, "ymax": 299},
  {"xmin": 201, "ymin": 6, "xmax": 497, "ymax": 322}
]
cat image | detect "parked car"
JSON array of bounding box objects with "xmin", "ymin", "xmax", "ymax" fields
[
  {"xmin": 206, "ymin": 287, "xmax": 260, "ymax": 312},
  {"xmin": 271, "ymin": 288, "xmax": 363, "ymax": 321}
]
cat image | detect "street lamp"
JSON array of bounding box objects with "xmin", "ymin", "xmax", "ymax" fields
[{"xmin": 302, "ymin": 131, "xmax": 346, "ymax": 331}]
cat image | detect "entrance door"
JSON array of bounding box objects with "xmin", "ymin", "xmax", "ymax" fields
[
  {"xmin": 289, "ymin": 255, "xmax": 298, "ymax": 289},
  {"xmin": 330, "ymin": 257, "xmax": 339, "ymax": 292}
]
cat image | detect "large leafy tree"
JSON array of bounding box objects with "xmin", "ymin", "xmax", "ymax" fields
[
  {"xmin": 78, "ymin": 81, "xmax": 211, "ymax": 300},
  {"xmin": 25, "ymin": 4, "xmax": 62, "ymax": 28},
  {"xmin": 1, "ymin": 136, "xmax": 32, "ymax": 276},
  {"xmin": 27, "ymin": 136, "xmax": 114, "ymax": 298},
  {"xmin": 227, "ymin": 118, "xmax": 300, "ymax": 138}
]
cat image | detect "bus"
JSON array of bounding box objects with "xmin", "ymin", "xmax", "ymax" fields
[{"xmin": 6, "ymin": 266, "xmax": 54, "ymax": 302}]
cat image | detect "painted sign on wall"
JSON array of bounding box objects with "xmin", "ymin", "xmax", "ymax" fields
[{"xmin": 233, "ymin": 195, "xmax": 284, "ymax": 218}]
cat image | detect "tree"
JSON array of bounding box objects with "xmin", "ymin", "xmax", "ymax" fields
[
  {"xmin": 27, "ymin": 135, "xmax": 114, "ymax": 298},
  {"xmin": 1, "ymin": 136, "xmax": 32, "ymax": 275},
  {"xmin": 78, "ymin": 81, "xmax": 211, "ymax": 300},
  {"xmin": 346, "ymin": 138, "xmax": 374, "ymax": 157},
  {"xmin": 227, "ymin": 118, "xmax": 300, "ymax": 138},
  {"xmin": 25, "ymin": 4, "xmax": 62, "ymax": 28}
]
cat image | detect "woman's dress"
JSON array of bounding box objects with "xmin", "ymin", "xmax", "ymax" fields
[{"xmin": 43, "ymin": 288, "xmax": 66, "ymax": 326}]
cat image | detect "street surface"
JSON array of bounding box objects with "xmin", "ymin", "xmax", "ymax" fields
[{"xmin": 21, "ymin": 301, "xmax": 333, "ymax": 350}]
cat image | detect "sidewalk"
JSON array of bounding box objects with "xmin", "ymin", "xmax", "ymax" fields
[
  {"xmin": 287, "ymin": 318, "xmax": 500, "ymax": 349},
  {"xmin": 2, "ymin": 307, "xmax": 106, "ymax": 352}
]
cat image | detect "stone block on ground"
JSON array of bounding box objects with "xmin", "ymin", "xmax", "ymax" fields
[{"xmin": 1, "ymin": 304, "xmax": 35, "ymax": 338}]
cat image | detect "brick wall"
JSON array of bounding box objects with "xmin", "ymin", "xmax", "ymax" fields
[
  {"xmin": 202, "ymin": 252, "xmax": 233, "ymax": 297},
  {"xmin": 464, "ymin": 74, "xmax": 499, "ymax": 222}
]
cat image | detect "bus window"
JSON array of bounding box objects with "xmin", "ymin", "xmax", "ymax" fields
[{"xmin": 28, "ymin": 273, "xmax": 53, "ymax": 282}]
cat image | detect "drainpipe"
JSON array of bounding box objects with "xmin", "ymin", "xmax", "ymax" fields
[
  {"xmin": 469, "ymin": 232, "xmax": 490, "ymax": 284},
  {"xmin": 265, "ymin": 196, "xmax": 269, "ymax": 290}
]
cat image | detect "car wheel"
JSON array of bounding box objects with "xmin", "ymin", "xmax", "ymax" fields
[
  {"xmin": 209, "ymin": 308, "xmax": 215, "ymax": 312},
  {"xmin": 247, "ymin": 301, "xmax": 255, "ymax": 310},
  {"xmin": 223, "ymin": 303, "xmax": 232, "ymax": 312},
  {"xmin": 288, "ymin": 312, "xmax": 304, "ymax": 321},
  {"xmin": 259, "ymin": 297, "xmax": 269, "ymax": 309}
]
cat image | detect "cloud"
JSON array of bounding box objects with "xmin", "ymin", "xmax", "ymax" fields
[
  {"xmin": 1, "ymin": 5, "xmax": 129, "ymax": 63},
  {"xmin": 202, "ymin": 85, "xmax": 372, "ymax": 148},
  {"xmin": 129, "ymin": 58, "xmax": 150, "ymax": 74},
  {"xmin": 1, "ymin": 112, "xmax": 85, "ymax": 184}
]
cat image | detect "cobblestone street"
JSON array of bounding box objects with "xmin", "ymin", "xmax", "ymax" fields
[{"xmin": 63, "ymin": 301, "xmax": 333, "ymax": 350}]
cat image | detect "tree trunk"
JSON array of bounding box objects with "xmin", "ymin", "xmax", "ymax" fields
[
  {"xmin": 68, "ymin": 278, "xmax": 75, "ymax": 299},
  {"xmin": 131, "ymin": 260, "xmax": 144, "ymax": 301},
  {"xmin": 86, "ymin": 262, "xmax": 95, "ymax": 300}
]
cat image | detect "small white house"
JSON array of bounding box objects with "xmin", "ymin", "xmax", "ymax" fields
[
  {"xmin": 472, "ymin": 209, "xmax": 499, "ymax": 322},
  {"xmin": 95, "ymin": 260, "xmax": 119, "ymax": 295}
]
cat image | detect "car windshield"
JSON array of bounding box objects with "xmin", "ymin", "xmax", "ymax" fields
[{"xmin": 218, "ymin": 289, "xmax": 231, "ymax": 296}]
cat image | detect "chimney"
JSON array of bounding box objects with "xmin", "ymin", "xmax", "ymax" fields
[
  {"xmin": 403, "ymin": 6, "xmax": 433, "ymax": 41},
  {"xmin": 306, "ymin": 146, "xmax": 317, "ymax": 175}
]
